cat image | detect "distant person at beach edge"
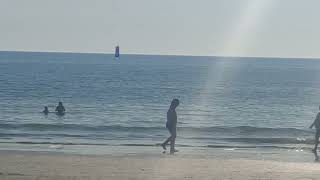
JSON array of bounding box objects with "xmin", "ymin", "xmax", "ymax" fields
[
  {"xmin": 309, "ymin": 106, "xmax": 320, "ymax": 153},
  {"xmin": 43, "ymin": 106, "xmax": 49, "ymax": 115},
  {"xmin": 55, "ymin": 102, "xmax": 65, "ymax": 115},
  {"xmin": 161, "ymin": 99, "xmax": 179, "ymax": 154}
]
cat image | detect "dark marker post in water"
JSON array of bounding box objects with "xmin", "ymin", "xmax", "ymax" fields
[
  {"xmin": 55, "ymin": 102, "xmax": 66, "ymax": 115},
  {"xmin": 161, "ymin": 99, "xmax": 179, "ymax": 154},
  {"xmin": 309, "ymin": 106, "xmax": 320, "ymax": 160}
]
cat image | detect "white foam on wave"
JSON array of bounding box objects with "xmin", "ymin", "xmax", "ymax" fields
[{"xmin": 49, "ymin": 145, "xmax": 63, "ymax": 149}]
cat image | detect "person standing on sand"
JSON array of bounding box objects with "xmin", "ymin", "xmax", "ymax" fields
[
  {"xmin": 309, "ymin": 106, "xmax": 320, "ymax": 153},
  {"xmin": 161, "ymin": 99, "xmax": 179, "ymax": 154}
]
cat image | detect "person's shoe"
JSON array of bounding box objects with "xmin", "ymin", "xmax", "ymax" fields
[
  {"xmin": 161, "ymin": 143, "xmax": 167, "ymax": 150},
  {"xmin": 174, "ymin": 149, "xmax": 179, "ymax": 152}
]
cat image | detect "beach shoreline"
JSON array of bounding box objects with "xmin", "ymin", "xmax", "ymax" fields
[
  {"xmin": 0, "ymin": 150, "xmax": 319, "ymax": 180},
  {"xmin": 0, "ymin": 142, "xmax": 316, "ymax": 161}
]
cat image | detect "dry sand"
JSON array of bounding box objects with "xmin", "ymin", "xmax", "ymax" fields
[{"xmin": 0, "ymin": 151, "xmax": 319, "ymax": 180}]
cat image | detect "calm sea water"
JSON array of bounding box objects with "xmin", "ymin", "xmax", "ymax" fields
[{"xmin": 1, "ymin": 51, "xmax": 320, "ymax": 151}]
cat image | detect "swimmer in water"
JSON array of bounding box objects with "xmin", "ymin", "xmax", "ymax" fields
[
  {"xmin": 55, "ymin": 102, "xmax": 65, "ymax": 115},
  {"xmin": 43, "ymin": 106, "xmax": 49, "ymax": 115}
]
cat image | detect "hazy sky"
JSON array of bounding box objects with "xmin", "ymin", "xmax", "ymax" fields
[{"xmin": 1, "ymin": 0, "xmax": 320, "ymax": 58}]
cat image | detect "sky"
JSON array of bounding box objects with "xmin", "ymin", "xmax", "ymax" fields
[{"xmin": 1, "ymin": 0, "xmax": 320, "ymax": 58}]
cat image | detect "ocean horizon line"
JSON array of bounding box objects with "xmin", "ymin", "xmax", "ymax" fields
[{"xmin": 1, "ymin": 50, "xmax": 320, "ymax": 60}]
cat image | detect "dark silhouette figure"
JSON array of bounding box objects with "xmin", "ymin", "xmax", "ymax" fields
[
  {"xmin": 310, "ymin": 106, "xmax": 320, "ymax": 160},
  {"xmin": 55, "ymin": 102, "xmax": 65, "ymax": 115},
  {"xmin": 161, "ymin": 99, "xmax": 179, "ymax": 154},
  {"xmin": 43, "ymin": 106, "xmax": 49, "ymax": 115}
]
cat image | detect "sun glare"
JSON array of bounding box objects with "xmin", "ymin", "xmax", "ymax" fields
[{"xmin": 197, "ymin": 1, "xmax": 276, "ymax": 122}]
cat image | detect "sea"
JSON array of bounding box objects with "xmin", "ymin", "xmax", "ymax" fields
[{"xmin": 1, "ymin": 51, "xmax": 320, "ymax": 156}]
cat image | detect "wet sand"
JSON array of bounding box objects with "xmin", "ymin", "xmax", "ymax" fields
[{"xmin": 0, "ymin": 150, "xmax": 319, "ymax": 180}]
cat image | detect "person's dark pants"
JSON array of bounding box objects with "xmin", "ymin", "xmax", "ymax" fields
[
  {"xmin": 163, "ymin": 126, "xmax": 176, "ymax": 154},
  {"xmin": 314, "ymin": 129, "xmax": 320, "ymax": 151}
]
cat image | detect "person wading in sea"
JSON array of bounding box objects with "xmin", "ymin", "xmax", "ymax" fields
[
  {"xmin": 55, "ymin": 102, "xmax": 66, "ymax": 115},
  {"xmin": 310, "ymin": 106, "xmax": 320, "ymax": 160},
  {"xmin": 43, "ymin": 106, "xmax": 49, "ymax": 115},
  {"xmin": 161, "ymin": 99, "xmax": 179, "ymax": 154}
]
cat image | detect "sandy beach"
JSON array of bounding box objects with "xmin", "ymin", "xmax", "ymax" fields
[{"xmin": 0, "ymin": 150, "xmax": 319, "ymax": 180}]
